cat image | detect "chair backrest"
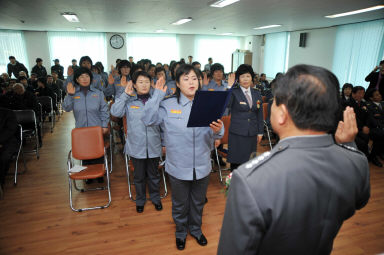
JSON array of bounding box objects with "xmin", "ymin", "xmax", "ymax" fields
[
  {"xmin": 71, "ymin": 126, "xmax": 104, "ymax": 160},
  {"xmin": 37, "ymin": 96, "xmax": 53, "ymax": 109},
  {"xmin": 262, "ymin": 103, "xmax": 269, "ymax": 121},
  {"xmin": 220, "ymin": 115, "xmax": 231, "ymax": 145},
  {"xmin": 13, "ymin": 109, "xmax": 37, "ymax": 126}
]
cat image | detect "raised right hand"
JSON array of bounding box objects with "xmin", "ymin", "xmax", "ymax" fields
[
  {"xmin": 67, "ymin": 66, "xmax": 74, "ymax": 76},
  {"xmin": 202, "ymin": 72, "xmax": 209, "ymax": 86},
  {"xmin": 122, "ymin": 76, "xmax": 134, "ymax": 96},
  {"xmin": 155, "ymin": 77, "xmax": 167, "ymax": 92},
  {"xmin": 227, "ymin": 73, "xmax": 236, "ymax": 88},
  {"xmin": 67, "ymin": 82, "xmax": 76, "ymax": 95},
  {"xmin": 108, "ymin": 73, "xmax": 115, "ymax": 85}
]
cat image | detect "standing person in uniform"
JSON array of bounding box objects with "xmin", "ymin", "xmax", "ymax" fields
[
  {"xmin": 31, "ymin": 58, "xmax": 47, "ymax": 78},
  {"xmin": 108, "ymin": 60, "xmax": 132, "ymax": 98},
  {"xmin": 218, "ymin": 64, "xmax": 370, "ymax": 255},
  {"xmin": 111, "ymin": 72, "xmax": 163, "ymax": 213},
  {"xmin": 201, "ymin": 63, "xmax": 227, "ymax": 91},
  {"xmin": 51, "ymin": 59, "xmax": 64, "ymax": 80},
  {"xmin": 226, "ymin": 64, "xmax": 264, "ymax": 171},
  {"xmin": 142, "ymin": 64, "xmax": 224, "ymax": 250}
]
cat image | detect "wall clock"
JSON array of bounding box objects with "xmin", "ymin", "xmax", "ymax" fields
[{"xmin": 110, "ymin": 34, "xmax": 124, "ymax": 49}]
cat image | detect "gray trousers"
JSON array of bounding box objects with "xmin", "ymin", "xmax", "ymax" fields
[
  {"xmin": 168, "ymin": 174, "xmax": 210, "ymax": 239},
  {"xmin": 131, "ymin": 157, "xmax": 161, "ymax": 206}
]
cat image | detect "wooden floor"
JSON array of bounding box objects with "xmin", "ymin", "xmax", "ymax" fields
[{"xmin": 0, "ymin": 113, "xmax": 383, "ymax": 255}]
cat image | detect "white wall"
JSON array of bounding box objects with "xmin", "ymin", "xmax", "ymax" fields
[
  {"xmin": 287, "ymin": 27, "xmax": 337, "ymax": 71},
  {"xmin": 24, "ymin": 31, "xmax": 51, "ymax": 72},
  {"xmin": 106, "ymin": 32, "xmax": 127, "ymax": 70},
  {"xmin": 178, "ymin": 34, "xmax": 195, "ymax": 62}
]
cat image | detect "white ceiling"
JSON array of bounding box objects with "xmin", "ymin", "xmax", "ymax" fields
[{"xmin": 0, "ymin": 0, "xmax": 383, "ymax": 36}]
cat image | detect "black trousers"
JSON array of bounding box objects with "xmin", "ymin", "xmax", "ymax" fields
[
  {"xmin": 0, "ymin": 140, "xmax": 19, "ymax": 185},
  {"xmin": 131, "ymin": 157, "xmax": 161, "ymax": 206},
  {"xmin": 370, "ymin": 128, "xmax": 384, "ymax": 156}
]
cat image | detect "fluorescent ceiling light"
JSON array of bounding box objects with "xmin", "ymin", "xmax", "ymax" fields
[
  {"xmin": 253, "ymin": 24, "xmax": 281, "ymax": 30},
  {"xmin": 76, "ymin": 27, "xmax": 86, "ymax": 31},
  {"xmin": 325, "ymin": 5, "xmax": 384, "ymax": 18},
  {"xmin": 219, "ymin": 33, "xmax": 233, "ymax": 35},
  {"xmin": 210, "ymin": 0, "xmax": 240, "ymax": 8},
  {"xmin": 61, "ymin": 12, "xmax": 79, "ymax": 22},
  {"xmin": 172, "ymin": 18, "xmax": 193, "ymax": 25},
  {"xmin": 155, "ymin": 29, "xmax": 165, "ymax": 33}
]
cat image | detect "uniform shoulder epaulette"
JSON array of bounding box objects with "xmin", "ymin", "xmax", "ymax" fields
[
  {"xmin": 244, "ymin": 143, "xmax": 289, "ymax": 173},
  {"xmin": 336, "ymin": 143, "xmax": 360, "ymax": 153}
]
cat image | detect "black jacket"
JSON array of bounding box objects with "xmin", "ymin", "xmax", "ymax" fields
[
  {"xmin": 51, "ymin": 65, "xmax": 64, "ymax": 80},
  {"xmin": 367, "ymin": 101, "xmax": 384, "ymax": 129},
  {"xmin": 7, "ymin": 61, "xmax": 28, "ymax": 78},
  {"xmin": 31, "ymin": 65, "xmax": 47, "ymax": 78},
  {"xmin": 365, "ymin": 71, "xmax": 384, "ymax": 98}
]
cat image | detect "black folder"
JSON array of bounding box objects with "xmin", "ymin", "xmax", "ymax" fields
[{"xmin": 187, "ymin": 90, "xmax": 232, "ymax": 127}]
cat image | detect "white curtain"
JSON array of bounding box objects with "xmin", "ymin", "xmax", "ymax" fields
[
  {"xmin": 263, "ymin": 32, "xmax": 289, "ymax": 79},
  {"xmin": 0, "ymin": 30, "xmax": 29, "ymax": 76},
  {"xmin": 48, "ymin": 32, "xmax": 107, "ymax": 76},
  {"xmin": 126, "ymin": 33, "xmax": 179, "ymax": 65},
  {"xmin": 332, "ymin": 19, "xmax": 384, "ymax": 88},
  {"xmin": 194, "ymin": 35, "xmax": 241, "ymax": 73}
]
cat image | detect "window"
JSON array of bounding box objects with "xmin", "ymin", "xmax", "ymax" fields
[
  {"xmin": 0, "ymin": 30, "xmax": 29, "ymax": 76},
  {"xmin": 263, "ymin": 32, "xmax": 289, "ymax": 79},
  {"xmin": 194, "ymin": 35, "xmax": 241, "ymax": 73},
  {"xmin": 48, "ymin": 32, "xmax": 107, "ymax": 76},
  {"xmin": 332, "ymin": 20, "xmax": 384, "ymax": 88},
  {"xmin": 126, "ymin": 33, "xmax": 179, "ymax": 65}
]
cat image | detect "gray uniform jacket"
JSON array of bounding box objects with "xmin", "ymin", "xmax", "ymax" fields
[
  {"xmin": 201, "ymin": 80, "xmax": 228, "ymax": 91},
  {"xmin": 218, "ymin": 135, "xmax": 370, "ymax": 255},
  {"xmin": 64, "ymin": 72, "xmax": 108, "ymax": 95},
  {"xmin": 166, "ymin": 80, "xmax": 177, "ymax": 96},
  {"xmin": 109, "ymin": 75, "xmax": 131, "ymax": 98},
  {"xmin": 110, "ymin": 92, "xmax": 161, "ymax": 159},
  {"xmin": 142, "ymin": 89, "xmax": 224, "ymax": 181},
  {"xmin": 63, "ymin": 87, "xmax": 110, "ymax": 128}
]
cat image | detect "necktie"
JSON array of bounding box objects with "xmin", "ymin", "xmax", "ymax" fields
[{"xmin": 245, "ymin": 90, "xmax": 252, "ymax": 108}]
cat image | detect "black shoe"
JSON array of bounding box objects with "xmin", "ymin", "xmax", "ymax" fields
[
  {"xmin": 370, "ymin": 156, "xmax": 383, "ymax": 167},
  {"xmin": 153, "ymin": 202, "xmax": 163, "ymax": 211},
  {"xmin": 191, "ymin": 234, "xmax": 207, "ymax": 246},
  {"xmin": 136, "ymin": 205, "xmax": 144, "ymax": 213},
  {"xmin": 85, "ymin": 179, "xmax": 94, "ymax": 184},
  {"xmin": 97, "ymin": 177, "xmax": 104, "ymax": 183},
  {"xmin": 176, "ymin": 238, "xmax": 186, "ymax": 250}
]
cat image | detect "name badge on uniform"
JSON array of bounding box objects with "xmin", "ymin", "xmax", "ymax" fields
[
  {"xmin": 240, "ymin": 101, "xmax": 247, "ymax": 105},
  {"xmin": 170, "ymin": 110, "xmax": 182, "ymax": 114},
  {"xmin": 171, "ymin": 88, "xmax": 176, "ymax": 93},
  {"xmin": 73, "ymin": 96, "xmax": 81, "ymax": 99},
  {"xmin": 130, "ymin": 106, "xmax": 140, "ymax": 109},
  {"xmin": 208, "ymin": 89, "xmax": 215, "ymax": 91},
  {"xmin": 92, "ymin": 94, "xmax": 98, "ymax": 98}
]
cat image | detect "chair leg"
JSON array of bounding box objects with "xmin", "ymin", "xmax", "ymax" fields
[
  {"xmin": 109, "ymin": 135, "xmax": 113, "ymax": 174},
  {"xmin": 125, "ymin": 154, "xmax": 136, "ymax": 202},
  {"xmin": 159, "ymin": 166, "xmax": 168, "ymax": 199},
  {"xmin": 215, "ymin": 147, "xmax": 224, "ymax": 184},
  {"xmin": 265, "ymin": 123, "xmax": 273, "ymax": 150}
]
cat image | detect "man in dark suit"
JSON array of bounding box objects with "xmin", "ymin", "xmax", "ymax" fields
[
  {"xmin": 218, "ymin": 65, "xmax": 370, "ymax": 255},
  {"xmin": 365, "ymin": 60, "xmax": 384, "ymax": 99}
]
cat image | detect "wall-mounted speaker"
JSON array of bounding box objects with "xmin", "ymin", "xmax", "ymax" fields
[{"xmin": 299, "ymin": 33, "xmax": 307, "ymax": 47}]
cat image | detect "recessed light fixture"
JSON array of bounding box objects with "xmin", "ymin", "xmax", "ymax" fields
[
  {"xmin": 325, "ymin": 5, "xmax": 384, "ymax": 18},
  {"xmin": 76, "ymin": 27, "xmax": 86, "ymax": 31},
  {"xmin": 61, "ymin": 12, "xmax": 80, "ymax": 22},
  {"xmin": 209, "ymin": 0, "xmax": 240, "ymax": 8},
  {"xmin": 219, "ymin": 32, "xmax": 233, "ymax": 35},
  {"xmin": 253, "ymin": 24, "xmax": 281, "ymax": 30},
  {"xmin": 171, "ymin": 18, "xmax": 193, "ymax": 25},
  {"xmin": 155, "ymin": 29, "xmax": 165, "ymax": 33}
]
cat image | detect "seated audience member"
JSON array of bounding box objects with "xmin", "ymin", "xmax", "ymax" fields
[
  {"xmin": 51, "ymin": 71, "xmax": 65, "ymax": 98},
  {"xmin": 192, "ymin": 61, "xmax": 201, "ymax": 70},
  {"xmin": 18, "ymin": 71, "xmax": 28, "ymax": 79},
  {"xmin": 218, "ymin": 65, "xmax": 370, "ymax": 255},
  {"xmin": 17, "ymin": 76, "xmax": 34, "ymax": 93},
  {"xmin": 366, "ymin": 89, "xmax": 384, "ymax": 167},
  {"xmin": 365, "ymin": 60, "xmax": 384, "ymax": 99},
  {"xmin": 63, "ymin": 67, "xmax": 110, "ymax": 183},
  {"xmin": 108, "ymin": 60, "xmax": 132, "ymax": 98},
  {"xmin": 9, "ymin": 79, "xmax": 17, "ymax": 87},
  {"xmin": 1, "ymin": 73, "xmax": 10, "ymax": 84},
  {"xmin": 35, "ymin": 77, "xmax": 58, "ymax": 114},
  {"xmin": 31, "ymin": 58, "xmax": 47, "ymax": 78},
  {"xmin": 28, "ymin": 73, "xmax": 38, "ymax": 89},
  {"xmin": 0, "ymin": 107, "xmax": 19, "ymax": 198},
  {"xmin": 0, "ymin": 83, "xmax": 42, "ymax": 146},
  {"xmin": 7, "ymin": 56, "xmax": 28, "ymax": 79},
  {"xmin": 201, "ymin": 63, "xmax": 227, "ymax": 91},
  {"xmin": 111, "ymin": 71, "xmax": 163, "ymax": 213},
  {"xmin": 51, "ymin": 59, "xmax": 64, "ymax": 80},
  {"xmin": 71, "ymin": 59, "xmax": 79, "ymax": 73},
  {"xmin": 46, "ymin": 75, "xmax": 61, "ymax": 100},
  {"xmin": 341, "ymin": 83, "xmax": 353, "ymax": 108},
  {"xmin": 260, "ymin": 73, "xmax": 270, "ymax": 89}
]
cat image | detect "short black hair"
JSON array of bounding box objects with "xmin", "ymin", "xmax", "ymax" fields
[
  {"xmin": 79, "ymin": 56, "xmax": 93, "ymax": 66},
  {"xmin": 341, "ymin": 83, "xmax": 353, "ymax": 97},
  {"xmin": 192, "ymin": 61, "xmax": 200, "ymax": 67},
  {"xmin": 188, "ymin": 56, "xmax": 193, "ymax": 58},
  {"xmin": 9, "ymin": 56, "xmax": 15, "ymax": 60},
  {"xmin": 129, "ymin": 56, "xmax": 133, "ymax": 59},
  {"xmin": 36, "ymin": 58, "xmax": 43, "ymax": 63},
  {"xmin": 95, "ymin": 62, "xmax": 104, "ymax": 72},
  {"xmin": 366, "ymin": 88, "xmax": 379, "ymax": 99},
  {"xmin": 132, "ymin": 71, "xmax": 151, "ymax": 85},
  {"xmin": 73, "ymin": 67, "xmax": 93, "ymax": 86},
  {"xmin": 72, "ymin": 59, "xmax": 77, "ymax": 62},
  {"xmin": 352, "ymin": 86, "xmax": 365, "ymax": 94},
  {"xmin": 174, "ymin": 64, "xmax": 200, "ymax": 103},
  {"xmin": 155, "ymin": 67, "xmax": 165, "ymax": 75},
  {"xmin": 170, "ymin": 61, "xmax": 181, "ymax": 80},
  {"xmin": 235, "ymin": 64, "xmax": 255, "ymax": 82},
  {"xmin": 274, "ymin": 64, "xmax": 341, "ymax": 132},
  {"xmin": 37, "ymin": 77, "xmax": 46, "ymax": 85},
  {"xmin": 380, "ymin": 60, "xmax": 384, "ymax": 65},
  {"xmin": 261, "ymin": 73, "xmax": 266, "ymax": 77},
  {"xmin": 117, "ymin": 60, "xmax": 131, "ymax": 75},
  {"xmin": 208, "ymin": 57, "xmax": 212, "ymax": 61},
  {"xmin": 210, "ymin": 63, "xmax": 224, "ymax": 74}
]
